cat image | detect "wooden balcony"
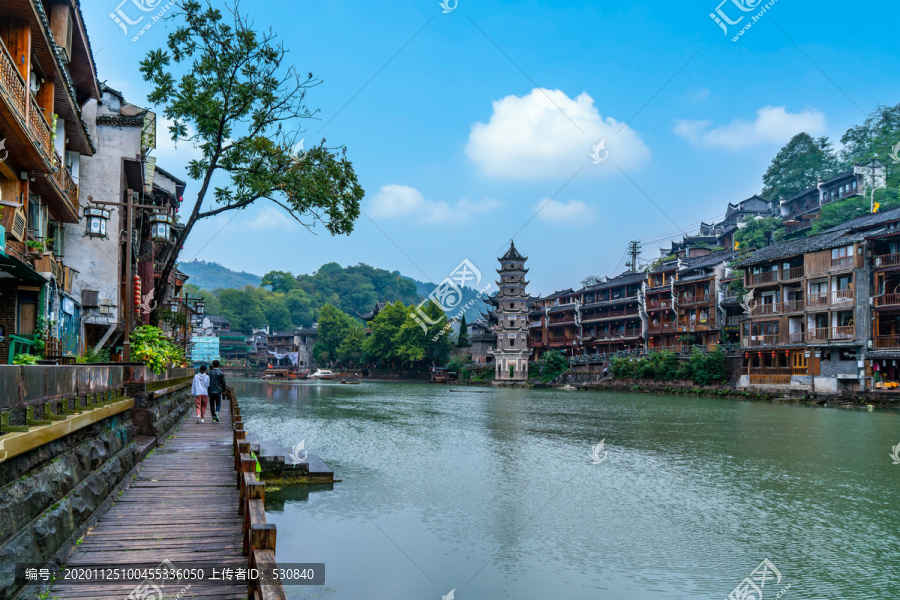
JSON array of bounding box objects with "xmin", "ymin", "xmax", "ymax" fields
[
  {"xmin": 725, "ymin": 316, "xmax": 744, "ymax": 326},
  {"xmin": 648, "ymin": 322, "xmax": 676, "ymax": 333},
  {"xmin": 749, "ymin": 368, "xmax": 792, "ymax": 385},
  {"xmin": 750, "ymin": 303, "xmax": 780, "ymax": 316},
  {"xmin": 0, "ymin": 38, "xmax": 53, "ymax": 166},
  {"xmin": 831, "ymin": 256, "xmax": 853, "ymax": 268},
  {"xmin": 744, "ymin": 335, "xmax": 778, "ymax": 347},
  {"xmin": 874, "ymin": 253, "xmax": 900, "ymax": 269},
  {"xmin": 782, "ymin": 299, "xmax": 805, "ymax": 313},
  {"xmin": 874, "ymin": 293, "xmax": 900, "ymax": 308},
  {"xmin": 788, "ymin": 332, "xmax": 805, "ymax": 344},
  {"xmin": 678, "ymin": 295, "xmax": 712, "ymax": 306},
  {"xmin": 874, "ymin": 336, "xmax": 900, "ymax": 348},
  {"xmin": 807, "ymin": 293, "xmax": 829, "ymax": 307},
  {"xmin": 749, "ymin": 271, "xmax": 779, "ymax": 286},
  {"xmin": 647, "ymin": 299, "xmax": 672, "ymax": 310},
  {"xmin": 33, "ymin": 253, "xmax": 63, "ymax": 282},
  {"xmin": 528, "ymin": 339, "xmax": 544, "ymax": 348},
  {"xmin": 831, "ymin": 289, "xmax": 853, "ymax": 305},
  {"xmin": 807, "ymin": 328, "xmax": 829, "ymax": 342},
  {"xmin": 831, "ymin": 326, "xmax": 855, "ymax": 340},
  {"xmin": 782, "ymin": 266, "xmax": 804, "ymax": 281}
]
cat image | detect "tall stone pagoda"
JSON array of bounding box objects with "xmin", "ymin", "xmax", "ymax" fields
[{"xmin": 487, "ymin": 241, "xmax": 531, "ymax": 383}]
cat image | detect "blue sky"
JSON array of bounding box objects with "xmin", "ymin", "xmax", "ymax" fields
[{"xmin": 82, "ymin": 0, "xmax": 899, "ymax": 295}]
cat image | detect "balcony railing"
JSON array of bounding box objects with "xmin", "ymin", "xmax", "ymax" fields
[
  {"xmin": 782, "ymin": 266, "xmax": 805, "ymax": 280},
  {"xmin": 874, "ymin": 253, "xmax": 900, "ymax": 268},
  {"xmin": 751, "ymin": 303, "xmax": 780, "ymax": 316},
  {"xmin": 831, "ymin": 326, "xmax": 855, "ymax": 340},
  {"xmin": 648, "ymin": 300, "xmax": 672, "ymax": 310},
  {"xmin": 55, "ymin": 152, "xmax": 79, "ymax": 214},
  {"xmin": 0, "ymin": 40, "xmax": 53, "ymax": 164},
  {"xmin": 744, "ymin": 335, "xmax": 778, "ymax": 347},
  {"xmin": 782, "ymin": 299, "xmax": 805, "ymax": 312},
  {"xmin": 749, "ymin": 271, "xmax": 779, "ymax": 285},
  {"xmin": 831, "ymin": 256, "xmax": 853, "ymax": 268},
  {"xmin": 788, "ymin": 332, "xmax": 804, "ymax": 343},
  {"xmin": 874, "ymin": 293, "xmax": 900, "ymax": 307},
  {"xmin": 807, "ymin": 293, "xmax": 829, "ymax": 307},
  {"xmin": 29, "ymin": 96, "xmax": 53, "ymax": 163},
  {"xmin": 648, "ymin": 322, "xmax": 676, "ymax": 333},
  {"xmin": 726, "ymin": 316, "xmax": 743, "ymax": 325},
  {"xmin": 679, "ymin": 295, "xmax": 712, "ymax": 306},
  {"xmin": 749, "ymin": 368, "xmax": 792, "ymax": 385},
  {"xmin": 807, "ymin": 328, "xmax": 829, "ymax": 342},
  {"xmin": 875, "ymin": 336, "xmax": 900, "ymax": 348},
  {"xmin": 832, "ymin": 289, "xmax": 853, "ymax": 304}
]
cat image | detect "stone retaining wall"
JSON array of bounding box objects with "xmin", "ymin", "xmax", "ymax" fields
[{"xmin": 0, "ymin": 366, "xmax": 195, "ymax": 600}]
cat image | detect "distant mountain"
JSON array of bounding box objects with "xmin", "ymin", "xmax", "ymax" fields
[
  {"xmin": 407, "ymin": 276, "xmax": 490, "ymax": 322},
  {"xmin": 179, "ymin": 260, "xmax": 262, "ymax": 290}
]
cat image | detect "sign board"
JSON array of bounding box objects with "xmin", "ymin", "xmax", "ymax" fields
[
  {"xmin": 0, "ymin": 224, "xmax": 5, "ymax": 256},
  {"xmin": 836, "ymin": 374, "xmax": 857, "ymax": 380},
  {"xmin": 62, "ymin": 297, "xmax": 75, "ymax": 316}
]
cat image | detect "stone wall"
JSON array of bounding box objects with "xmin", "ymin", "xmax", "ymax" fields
[{"xmin": 0, "ymin": 366, "xmax": 194, "ymax": 600}]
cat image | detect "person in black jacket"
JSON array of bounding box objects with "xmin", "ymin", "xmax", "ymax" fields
[{"xmin": 207, "ymin": 359, "xmax": 227, "ymax": 423}]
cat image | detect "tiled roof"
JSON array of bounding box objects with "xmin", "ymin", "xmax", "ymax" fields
[
  {"xmin": 734, "ymin": 229, "xmax": 870, "ymax": 266},
  {"xmin": 681, "ymin": 250, "xmax": 738, "ymax": 270},
  {"xmin": 500, "ymin": 241, "xmax": 526, "ymax": 261},
  {"xmin": 583, "ymin": 271, "xmax": 647, "ymax": 291},
  {"xmin": 823, "ymin": 205, "xmax": 900, "ymax": 233}
]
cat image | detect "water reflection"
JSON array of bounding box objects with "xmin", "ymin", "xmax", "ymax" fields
[{"xmin": 233, "ymin": 380, "xmax": 900, "ymax": 600}]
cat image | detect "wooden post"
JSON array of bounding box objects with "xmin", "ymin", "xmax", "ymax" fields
[{"xmin": 239, "ymin": 453, "xmax": 254, "ymax": 490}]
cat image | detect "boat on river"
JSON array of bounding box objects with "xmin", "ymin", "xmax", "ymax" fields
[{"xmin": 310, "ymin": 369, "xmax": 336, "ymax": 380}]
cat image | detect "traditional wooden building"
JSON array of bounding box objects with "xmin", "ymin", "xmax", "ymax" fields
[
  {"xmin": 672, "ymin": 250, "xmax": 735, "ymax": 348},
  {"xmin": 645, "ymin": 260, "xmax": 678, "ymax": 349},
  {"xmin": 578, "ymin": 272, "xmax": 645, "ymax": 355},
  {"xmin": 487, "ymin": 241, "xmax": 531, "ymax": 382},
  {"xmin": 0, "ymin": 0, "xmax": 99, "ymax": 361}
]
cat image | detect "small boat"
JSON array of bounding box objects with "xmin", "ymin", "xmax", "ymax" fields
[
  {"xmin": 340, "ymin": 379, "xmax": 360, "ymax": 385},
  {"xmin": 310, "ymin": 369, "xmax": 336, "ymax": 380}
]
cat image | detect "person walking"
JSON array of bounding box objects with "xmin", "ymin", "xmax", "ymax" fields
[
  {"xmin": 192, "ymin": 364, "xmax": 210, "ymax": 423},
  {"xmin": 208, "ymin": 359, "xmax": 227, "ymax": 423}
]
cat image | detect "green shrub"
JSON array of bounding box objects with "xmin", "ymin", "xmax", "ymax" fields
[
  {"xmin": 131, "ymin": 325, "xmax": 185, "ymax": 374},
  {"xmin": 13, "ymin": 353, "xmax": 39, "ymax": 365}
]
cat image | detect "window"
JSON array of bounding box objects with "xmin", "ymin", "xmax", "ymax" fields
[
  {"xmin": 852, "ymin": 180, "xmax": 857, "ymax": 191},
  {"xmin": 27, "ymin": 197, "xmax": 48, "ymax": 239},
  {"xmin": 832, "ymin": 246, "xmax": 853, "ymax": 259}
]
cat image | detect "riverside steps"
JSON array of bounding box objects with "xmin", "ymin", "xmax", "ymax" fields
[{"xmin": 48, "ymin": 387, "xmax": 286, "ymax": 600}]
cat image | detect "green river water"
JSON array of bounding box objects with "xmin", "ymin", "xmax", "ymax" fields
[{"xmin": 232, "ymin": 379, "xmax": 900, "ymax": 600}]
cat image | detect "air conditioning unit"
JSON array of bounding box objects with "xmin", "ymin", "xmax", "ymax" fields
[
  {"xmin": 0, "ymin": 202, "xmax": 26, "ymax": 242},
  {"xmin": 82, "ymin": 289, "xmax": 100, "ymax": 308}
]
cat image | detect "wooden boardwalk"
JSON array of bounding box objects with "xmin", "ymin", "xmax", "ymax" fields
[{"xmin": 51, "ymin": 396, "xmax": 248, "ymax": 599}]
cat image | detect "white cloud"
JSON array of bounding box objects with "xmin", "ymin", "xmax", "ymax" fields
[
  {"xmin": 534, "ymin": 198, "xmax": 594, "ymax": 224},
  {"xmin": 465, "ymin": 88, "xmax": 650, "ymax": 178},
  {"xmin": 244, "ymin": 205, "xmax": 300, "ymax": 231},
  {"xmin": 687, "ymin": 87, "xmax": 710, "ymax": 102},
  {"xmin": 368, "ymin": 184, "xmax": 500, "ymax": 223},
  {"xmin": 674, "ymin": 106, "xmax": 827, "ymax": 150}
]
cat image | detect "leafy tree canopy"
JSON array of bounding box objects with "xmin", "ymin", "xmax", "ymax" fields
[{"xmin": 762, "ymin": 133, "xmax": 839, "ymax": 201}]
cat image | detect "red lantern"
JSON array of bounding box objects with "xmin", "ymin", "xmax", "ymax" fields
[
  {"xmin": 758, "ymin": 352, "xmax": 762, "ymax": 358},
  {"xmin": 772, "ymin": 351, "xmax": 776, "ymax": 358},
  {"xmin": 133, "ymin": 276, "xmax": 141, "ymax": 316},
  {"xmin": 744, "ymin": 352, "xmax": 749, "ymax": 359}
]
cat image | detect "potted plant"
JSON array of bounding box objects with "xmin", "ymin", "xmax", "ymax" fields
[{"xmin": 25, "ymin": 239, "xmax": 44, "ymax": 258}]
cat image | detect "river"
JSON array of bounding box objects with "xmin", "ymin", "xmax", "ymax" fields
[{"xmin": 231, "ymin": 379, "xmax": 900, "ymax": 600}]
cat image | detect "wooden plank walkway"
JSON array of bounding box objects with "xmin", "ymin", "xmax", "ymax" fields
[{"xmin": 51, "ymin": 396, "xmax": 248, "ymax": 599}]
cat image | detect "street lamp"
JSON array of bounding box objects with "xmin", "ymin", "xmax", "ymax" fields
[
  {"xmin": 150, "ymin": 211, "xmax": 174, "ymax": 241},
  {"xmin": 83, "ymin": 204, "xmax": 110, "ymax": 239}
]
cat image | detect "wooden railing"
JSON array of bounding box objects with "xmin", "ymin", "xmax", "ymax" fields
[
  {"xmin": 0, "ymin": 38, "xmax": 27, "ymax": 125},
  {"xmin": 875, "ymin": 336, "xmax": 900, "ymax": 348},
  {"xmin": 782, "ymin": 299, "xmax": 804, "ymax": 312},
  {"xmin": 874, "ymin": 293, "xmax": 900, "ymax": 307},
  {"xmin": 648, "ymin": 300, "xmax": 672, "ymax": 310},
  {"xmin": 783, "ymin": 266, "xmax": 804, "ymax": 280},
  {"xmin": 807, "ymin": 293, "xmax": 829, "ymax": 307},
  {"xmin": 726, "ymin": 316, "xmax": 743, "ymax": 325},
  {"xmin": 831, "ymin": 256, "xmax": 853, "ymax": 267},
  {"xmin": 832, "ymin": 289, "xmax": 853, "ymax": 304},
  {"xmin": 751, "ymin": 303, "xmax": 780, "ymax": 316},
  {"xmin": 749, "ymin": 368, "xmax": 792, "ymax": 385},
  {"xmin": 807, "ymin": 328, "xmax": 829, "ymax": 341},
  {"xmin": 831, "ymin": 326, "xmax": 855, "ymax": 340},
  {"xmin": 228, "ymin": 388, "xmax": 288, "ymax": 600},
  {"xmin": 744, "ymin": 335, "xmax": 778, "ymax": 347},
  {"xmin": 28, "ymin": 95, "xmax": 53, "ymax": 162},
  {"xmin": 749, "ymin": 271, "xmax": 779, "ymax": 285},
  {"xmin": 55, "ymin": 151, "xmax": 80, "ymax": 213},
  {"xmin": 874, "ymin": 253, "xmax": 900, "ymax": 268},
  {"xmin": 679, "ymin": 295, "xmax": 712, "ymax": 306},
  {"xmin": 648, "ymin": 322, "xmax": 676, "ymax": 333},
  {"xmin": 788, "ymin": 332, "xmax": 804, "ymax": 343}
]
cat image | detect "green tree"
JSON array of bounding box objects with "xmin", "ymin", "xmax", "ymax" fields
[
  {"xmin": 285, "ymin": 288, "xmax": 316, "ymax": 328},
  {"xmin": 312, "ymin": 304, "xmax": 351, "ymax": 365},
  {"xmin": 762, "ymin": 133, "xmax": 839, "ymax": 201},
  {"xmin": 141, "ymin": 0, "xmax": 364, "ymax": 323},
  {"xmin": 337, "ymin": 321, "xmax": 366, "ymax": 367},
  {"xmin": 456, "ymin": 315, "xmax": 470, "ymax": 347},
  {"xmin": 261, "ymin": 271, "xmax": 297, "ymax": 294},
  {"xmin": 218, "ymin": 286, "xmax": 266, "ymax": 332},
  {"xmin": 395, "ymin": 302, "xmax": 451, "ymax": 367},
  {"xmin": 840, "ymin": 103, "xmax": 900, "ymax": 181},
  {"xmin": 363, "ymin": 301, "xmax": 408, "ymax": 365},
  {"xmin": 538, "ymin": 350, "xmax": 569, "ymax": 382},
  {"xmin": 733, "ymin": 217, "xmax": 785, "ymax": 251},
  {"xmin": 264, "ymin": 296, "xmax": 293, "ymax": 332}
]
